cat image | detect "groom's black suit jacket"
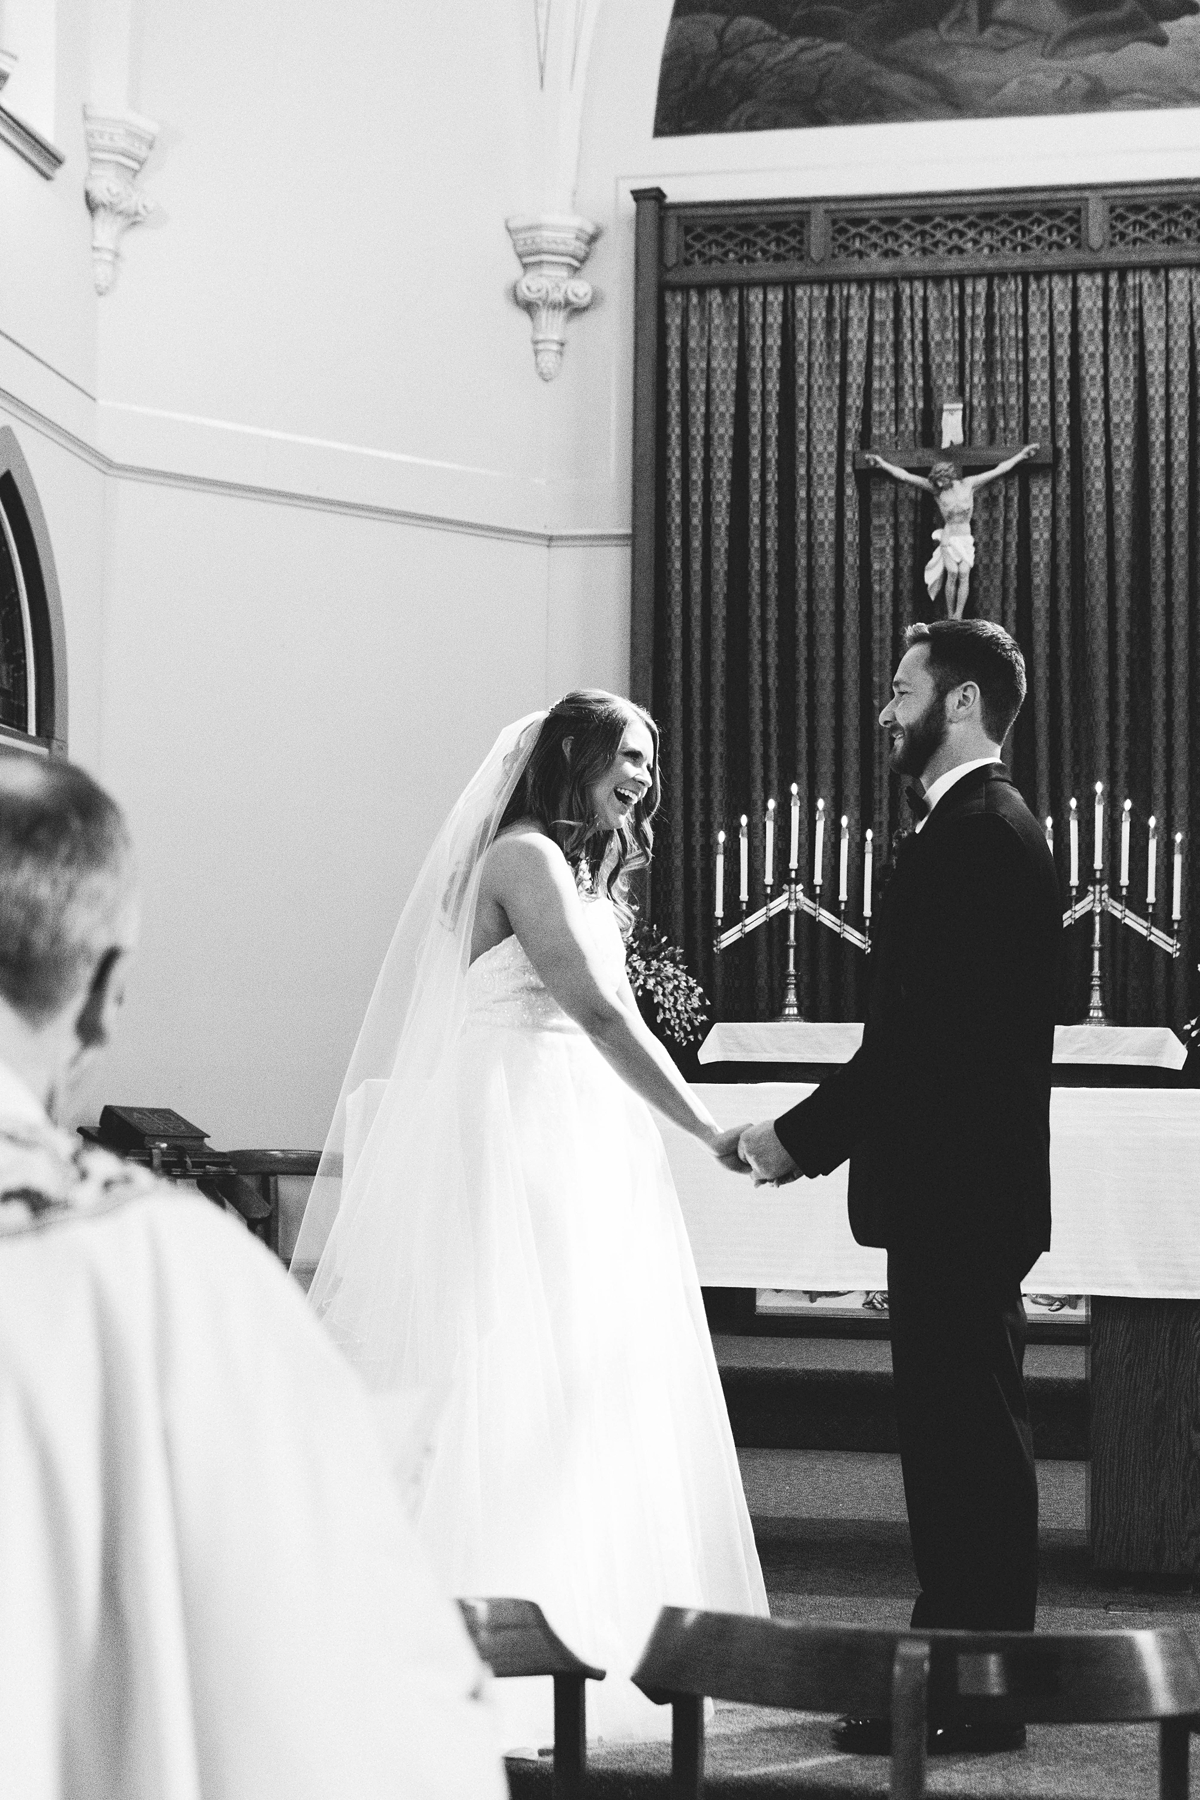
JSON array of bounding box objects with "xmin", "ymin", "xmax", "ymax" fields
[{"xmin": 773, "ymin": 764, "xmax": 1062, "ymax": 1269}]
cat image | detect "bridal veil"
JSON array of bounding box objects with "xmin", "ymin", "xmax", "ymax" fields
[{"xmin": 289, "ymin": 712, "xmax": 546, "ymax": 1323}]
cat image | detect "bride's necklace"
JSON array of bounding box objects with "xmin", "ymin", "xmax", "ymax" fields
[{"xmin": 576, "ymin": 859, "xmax": 596, "ymax": 899}]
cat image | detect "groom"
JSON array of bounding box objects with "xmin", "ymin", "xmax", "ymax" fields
[{"xmin": 737, "ymin": 619, "xmax": 1061, "ymax": 1752}]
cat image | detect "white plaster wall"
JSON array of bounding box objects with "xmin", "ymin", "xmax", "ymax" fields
[
  {"xmin": 92, "ymin": 478, "xmax": 555, "ymax": 1144},
  {"xmin": 0, "ymin": 3, "xmax": 93, "ymax": 398},
  {"xmin": 95, "ymin": 0, "xmax": 550, "ymax": 532}
]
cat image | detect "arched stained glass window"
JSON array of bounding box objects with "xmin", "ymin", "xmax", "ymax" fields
[
  {"xmin": 0, "ymin": 494, "xmax": 35, "ymax": 736},
  {"xmin": 0, "ymin": 430, "xmax": 66, "ymax": 756}
]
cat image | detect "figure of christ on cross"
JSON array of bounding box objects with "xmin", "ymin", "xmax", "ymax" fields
[{"xmin": 863, "ymin": 442, "xmax": 1040, "ymax": 618}]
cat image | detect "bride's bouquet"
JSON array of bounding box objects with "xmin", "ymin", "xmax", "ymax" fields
[{"xmin": 626, "ymin": 922, "xmax": 709, "ymax": 1048}]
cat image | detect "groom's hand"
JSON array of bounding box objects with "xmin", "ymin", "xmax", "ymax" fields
[
  {"xmin": 711, "ymin": 1125, "xmax": 753, "ymax": 1173},
  {"xmin": 738, "ymin": 1120, "xmax": 801, "ymax": 1187}
]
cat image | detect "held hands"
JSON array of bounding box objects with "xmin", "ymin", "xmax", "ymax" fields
[
  {"xmin": 711, "ymin": 1125, "xmax": 751, "ymax": 1172},
  {"xmin": 709, "ymin": 1121, "xmax": 802, "ymax": 1186},
  {"xmin": 737, "ymin": 1120, "xmax": 802, "ymax": 1187}
]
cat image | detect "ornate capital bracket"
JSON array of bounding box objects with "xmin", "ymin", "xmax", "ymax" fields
[
  {"xmin": 83, "ymin": 105, "xmax": 159, "ymax": 295},
  {"xmin": 506, "ymin": 213, "xmax": 599, "ymax": 382}
]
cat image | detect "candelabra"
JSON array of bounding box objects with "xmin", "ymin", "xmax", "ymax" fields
[
  {"xmin": 713, "ymin": 791, "xmax": 871, "ymax": 1020},
  {"xmin": 1058, "ymin": 787, "xmax": 1182, "ymax": 1026}
]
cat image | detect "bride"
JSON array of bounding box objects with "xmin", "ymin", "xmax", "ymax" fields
[{"xmin": 291, "ymin": 690, "xmax": 767, "ymax": 1745}]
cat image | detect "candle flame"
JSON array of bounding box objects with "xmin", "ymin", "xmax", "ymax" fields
[
  {"xmin": 840, "ymin": 814, "xmax": 848, "ymax": 828},
  {"xmin": 791, "ymin": 781, "xmax": 798, "ymax": 797},
  {"xmin": 767, "ymin": 797, "xmax": 775, "ymax": 812},
  {"xmin": 866, "ymin": 828, "xmax": 873, "ymax": 842},
  {"xmin": 717, "ymin": 830, "xmax": 725, "ymax": 844},
  {"xmin": 740, "ymin": 814, "xmax": 748, "ymax": 828},
  {"xmin": 1095, "ymin": 782, "xmax": 1103, "ymax": 796},
  {"xmin": 1070, "ymin": 797, "xmax": 1077, "ymax": 813},
  {"xmin": 1150, "ymin": 816, "xmax": 1156, "ymax": 829},
  {"xmin": 1123, "ymin": 798, "xmax": 1131, "ymax": 813}
]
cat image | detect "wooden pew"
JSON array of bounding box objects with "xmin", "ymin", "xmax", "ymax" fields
[
  {"xmin": 458, "ymin": 1596, "xmax": 604, "ymax": 1800},
  {"xmin": 633, "ymin": 1607, "xmax": 1200, "ymax": 1800}
]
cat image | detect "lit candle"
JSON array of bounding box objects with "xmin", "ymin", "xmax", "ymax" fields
[
  {"xmin": 863, "ymin": 829, "xmax": 873, "ymax": 919},
  {"xmin": 1094, "ymin": 782, "xmax": 1104, "ymax": 874},
  {"xmin": 1147, "ymin": 817, "xmax": 1157, "ymax": 908},
  {"xmin": 838, "ymin": 815, "xmax": 849, "ymax": 903},
  {"xmin": 739, "ymin": 815, "xmax": 749, "ymax": 904},
  {"xmin": 814, "ymin": 799, "xmax": 825, "ymax": 887},
  {"xmin": 1120, "ymin": 798, "xmax": 1131, "ymax": 888},
  {"xmin": 715, "ymin": 830, "xmax": 725, "ymax": 921},
  {"xmin": 765, "ymin": 799, "xmax": 775, "ymax": 889},
  {"xmin": 1045, "ymin": 815, "xmax": 1054, "ymax": 855},
  {"xmin": 789, "ymin": 783, "xmax": 800, "ymax": 871},
  {"xmin": 1172, "ymin": 831, "xmax": 1183, "ymax": 923},
  {"xmin": 1069, "ymin": 798, "xmax": 1079, "ymax": 888}
]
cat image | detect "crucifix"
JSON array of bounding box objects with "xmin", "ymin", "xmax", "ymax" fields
[{"xmin": 854, "ymin": 399, "xmax": 1050, "ymax": 617}]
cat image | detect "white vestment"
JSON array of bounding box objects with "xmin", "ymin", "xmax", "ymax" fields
[{"xmin": 0, "ymin": 1065, "xmax": 505, "ymax": 1800}]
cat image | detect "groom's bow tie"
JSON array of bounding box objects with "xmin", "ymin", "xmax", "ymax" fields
[{"xmin": 905, "ymin": 784, "xmax": 929, "ymax": 821}]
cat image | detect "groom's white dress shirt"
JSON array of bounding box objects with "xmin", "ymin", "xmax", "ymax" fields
[
  {"xmin": 914, "ymin": 755, "xmax": 1004, "ymax": 832},
  {"xmin": 0, "ymin": 1059, "xmax": 504, "ymax": 1800}
]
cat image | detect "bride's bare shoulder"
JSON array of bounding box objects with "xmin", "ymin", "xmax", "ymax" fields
[{"xmin": 485, "ymin": 820, "xmax": 567, "ymax": 883}]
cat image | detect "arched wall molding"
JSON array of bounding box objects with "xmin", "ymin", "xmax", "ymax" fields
[{"xmin": 0, "ymin": 426, "xmax": 68, "ymax": 754}]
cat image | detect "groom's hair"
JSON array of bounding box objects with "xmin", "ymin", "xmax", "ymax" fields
[{"xmin": 905, "ymin": 618, "xmax": 1027, "ymax": 745}]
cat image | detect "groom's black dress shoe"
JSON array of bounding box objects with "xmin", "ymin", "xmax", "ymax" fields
[{"xmin": 831, "ymin": 1716, "xmax": 1027, "ymax": 1755}]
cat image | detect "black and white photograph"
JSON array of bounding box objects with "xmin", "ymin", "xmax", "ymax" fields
[{"xmin": 3, "ymin": 3, "xmax": 1200, "ymax": 1796}]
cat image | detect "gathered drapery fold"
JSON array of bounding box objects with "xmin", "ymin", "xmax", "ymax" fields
[{"xmin": 653, "ymin": 267, "xmax": 1199, "ymax": 1027}]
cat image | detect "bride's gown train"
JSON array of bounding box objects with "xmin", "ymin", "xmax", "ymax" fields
[{"xmin": 313, "ymin": 895, "xmax": 767, "ymax": 1745}]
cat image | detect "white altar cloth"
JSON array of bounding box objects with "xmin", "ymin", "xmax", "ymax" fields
[
  {"xmin": 662, "ymin": 1083, "xmax": 1200, "ymax": 1298},
  {"xmin": 698, "ymin": 1022, "xmax": 1187, "ymax": 1070}
]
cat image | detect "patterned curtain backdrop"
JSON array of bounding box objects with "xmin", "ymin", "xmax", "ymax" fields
[{"xmin": 653, "ymin": 266, "xmax": 1200, "ymax": 1030}]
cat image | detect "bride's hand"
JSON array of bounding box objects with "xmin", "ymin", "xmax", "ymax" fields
[
  {"xmin": 738, "ymin": 1120, "xmax": 802, "ymax": 1187},
  {"xmin": 710, "ymin": 1124, "xmax": 753, "ymax": 1174}
]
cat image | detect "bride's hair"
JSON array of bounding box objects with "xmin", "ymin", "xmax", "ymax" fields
[{"xmin": 496, "ymin": 689, "xmax": 661, "ymax": 930}]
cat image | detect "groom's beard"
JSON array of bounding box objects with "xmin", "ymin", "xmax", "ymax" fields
[{"xmin": 887, "ymin": 695, "xmax": 949, "ymax": 780}]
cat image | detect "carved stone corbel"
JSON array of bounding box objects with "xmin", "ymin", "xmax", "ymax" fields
[
  {"xmin": 83, "ymin": 105, "xmax": 159, "ymax": 295},
  {"xmin": 506, "ymin": 213, "xmax": 599, "ymax": 382}
]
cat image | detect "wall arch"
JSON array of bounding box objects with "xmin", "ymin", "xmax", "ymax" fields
[{"xmin": 0, "ymin": 426, "xmax": 67, "ymax": 755}]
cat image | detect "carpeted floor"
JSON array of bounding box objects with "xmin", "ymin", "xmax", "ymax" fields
[{"xmin": 502, "ymin": 1332, "xmax": 1200, "ymax": 1797}]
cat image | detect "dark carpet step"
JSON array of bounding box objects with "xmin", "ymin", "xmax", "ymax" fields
[
  {"xmin": 714, "ymin": 1336, "xmax": 1089, "ymax": 1460},
  {"xmin": 502, "ymin": 1705, "xmax": 1183, "ymax": 1798}
]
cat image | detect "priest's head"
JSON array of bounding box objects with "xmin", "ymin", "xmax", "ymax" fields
[
  {"xmin": 0, "ymin": 752, "xmax": 137, "ymax": 1117},
  {"xmin": 881, "ymin": 618, "xmax": 1027, "ymax": 785}
]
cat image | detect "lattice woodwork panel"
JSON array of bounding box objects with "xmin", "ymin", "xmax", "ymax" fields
[
  {"xmin": 1109, "ymin": 199, "xmax": 1200, "ymax": 254},
  {"xmin": 680, "ymin": 216, "xmax": 807, "ymax": 267},
  {"xmin": 829, "ymin": 204, "xmax": 1082, "ymax": 264}
]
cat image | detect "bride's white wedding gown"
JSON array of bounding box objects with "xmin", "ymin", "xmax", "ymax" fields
[{"xmin": 316, "ymin": 892, "xmax": 767, "ymax": 1746}]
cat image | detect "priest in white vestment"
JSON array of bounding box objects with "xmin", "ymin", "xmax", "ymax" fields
[{"xmin": 0, "ymin": 750, "xmax": 505, "ymax": 1800}]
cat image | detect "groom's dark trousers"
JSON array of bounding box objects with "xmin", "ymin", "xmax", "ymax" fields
[{"xmin": 773, "ymin": 764, "xmax": 1061, "ymax": 1630}]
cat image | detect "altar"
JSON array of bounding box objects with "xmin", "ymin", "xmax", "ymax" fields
[
  {"xmin": 667, "ymin": 1020, "xmax": 1190, "ymax": 1293},
  {"xmin": 660, "ymin": 1081, "xmax": 1200, "ymax": 1297}
]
